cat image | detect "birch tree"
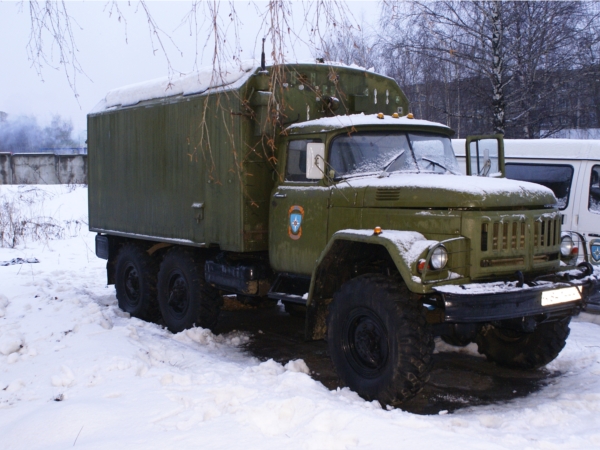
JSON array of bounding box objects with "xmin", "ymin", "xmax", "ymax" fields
[{"xmin": 379, "ymin": 1, "xmax": 600, "ymax": 138}]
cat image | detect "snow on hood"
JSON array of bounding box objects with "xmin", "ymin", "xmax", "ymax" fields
[
  {"xmin": 286, "ymin": 113, "xmax": 450, "ymax": 133},
  {"xmin": 344, "ymin": 173, "xmax": 557, "ymax": 208},
  {"xmin": 91, "ymin": 60, "xmax": 258, "ymax": 112}
]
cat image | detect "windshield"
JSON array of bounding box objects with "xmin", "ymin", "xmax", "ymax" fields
[{"xmin": 329, "ymin": 131, "xmax": 460, "ymax": 178}]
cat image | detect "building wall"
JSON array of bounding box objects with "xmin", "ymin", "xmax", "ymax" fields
[{"xmin": 0, "ymin": 154, "xmax": 87, "ymax": 184}]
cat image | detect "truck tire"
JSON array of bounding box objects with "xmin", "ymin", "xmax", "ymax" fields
[
  {"xmin": 475, "ymin": 317, "xmax": 571, "ymax": 370},
  {"xmin": 157, "ymin": 249, "xmax": 221, "ymax": 333},
  {"xmin": 327, "ymin": 274, "xmax": 434, "ymax": 406},
  {"xmin": 115, "ymin": 243, "xmax": 160, "ymax": 321}
]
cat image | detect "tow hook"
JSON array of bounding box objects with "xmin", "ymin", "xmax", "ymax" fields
[{"xmin": 577, "ymin": 262, "xmax": 594, "ymax": 278}]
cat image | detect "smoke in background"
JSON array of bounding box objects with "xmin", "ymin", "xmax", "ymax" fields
[{"xmin": 0, "ymin": 114, "xmax": 77, "ymax": 153}]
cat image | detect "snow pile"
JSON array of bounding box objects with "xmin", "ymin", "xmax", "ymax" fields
[{"xmin": 1, "ymin": 186, "xmax": 600, "ymax": 449}]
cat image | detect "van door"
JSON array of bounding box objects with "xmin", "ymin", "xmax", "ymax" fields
[{"xmin": 575, "ymin": 162, "xmax": 600, "ymax": 262}]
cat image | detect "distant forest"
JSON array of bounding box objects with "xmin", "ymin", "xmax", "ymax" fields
[
  {"xmin": 323, "ymin": 1, "xmax": 600, "ymax": 138},
  {"xmin": 0, "ymin": 114, "xmax": 77, "ymax": 153}
]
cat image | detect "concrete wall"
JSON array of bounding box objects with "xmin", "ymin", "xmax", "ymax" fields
[{"xmin": 0, "ymin": 153, "xmax": 87, "ymax": 184}]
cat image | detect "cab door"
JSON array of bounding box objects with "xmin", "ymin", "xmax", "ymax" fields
[
  {"xmin": 465, "ymin": 135, "xmax": 505, "ymax": 177},
  {"xmin": 269, "ymin": 138, "xmax": 331, "ymax": 275}
]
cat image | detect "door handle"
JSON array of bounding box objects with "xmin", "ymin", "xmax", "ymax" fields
[{"xmin": 273, "ymin": 192, "xmax": 287, "ymax": 198}]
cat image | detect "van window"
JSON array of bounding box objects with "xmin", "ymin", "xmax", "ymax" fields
[
  {"xmin": 505, "ymin": 163, "xmax": 573, "ymax": 210},
  {"xmin": 285, "ymin": 139, "xmax": 321, "ymax": 182},
  {"xmin": 589, "ymin": 165, "xmax": 600, "ymax": 214}
]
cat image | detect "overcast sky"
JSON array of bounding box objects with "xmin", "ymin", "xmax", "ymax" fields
[{"xmin": 0, "ymin": 1, "xmax": 379, "ymax": 145}]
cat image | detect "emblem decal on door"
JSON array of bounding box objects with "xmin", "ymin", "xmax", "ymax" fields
[
  {"xmin": 592, "ymin": 240, "xmax": 600, "ymax": 262},
  {"xmin": 288, "ymin": 205, "xmax": 305, "ymax": 240}
]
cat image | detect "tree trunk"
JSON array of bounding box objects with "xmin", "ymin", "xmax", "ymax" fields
[{"xmin": 490, "ymin": 1, "xmax": 505, "ymax": 135}]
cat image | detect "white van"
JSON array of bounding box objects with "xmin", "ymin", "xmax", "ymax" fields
[{"xmin": 454, "ymin": 138, "xmax": 600, "ymax": 311}]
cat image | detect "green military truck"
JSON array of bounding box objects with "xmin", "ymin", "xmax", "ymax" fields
[{"xmin": 88, "ymin": 60, "xmax": 598, "ymax": 406}]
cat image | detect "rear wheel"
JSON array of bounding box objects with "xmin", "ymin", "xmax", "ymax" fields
[
  {"xmin": 327, "ymin": 274, "xmax": 433, "ymax": 406},
  {"xmin": 475, "ymin": 317, "xmax": 571, "ymax": 369},
  {"xmin": 114, "ymin": 243, "xmax": 159, "ymax": 321},
  {"xmin": 157, "ymin": 249, "xmax": 221, "ymax": 333}
]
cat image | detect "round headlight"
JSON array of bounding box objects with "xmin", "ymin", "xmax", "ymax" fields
[
  {"xmin": 560, "ymin": 235, "xmax": 574, "ymax": 257},
  {"xmin": 430, "ymin": 246, "xmax": 448, "ymax": 270}
]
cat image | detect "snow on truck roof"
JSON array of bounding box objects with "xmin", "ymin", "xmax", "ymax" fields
[
  {"xmin": 90, "ymin": 60, "xmax": 258, "ymax": 113},
  {"xmin": 89, "ymin": 60, "xmax": 383, "ymax": 114},
  {"xmin": 285, "ymin": 114, "xmax": 452, "ymax": 133},
  {"xmin": 453, "ymin": 138, "xmax": 600, "ymax": 160}
]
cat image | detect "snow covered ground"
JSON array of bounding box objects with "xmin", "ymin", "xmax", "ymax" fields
[{"xmin": 1, "ymin": 185, "xmax": 600, "ymax": 449}]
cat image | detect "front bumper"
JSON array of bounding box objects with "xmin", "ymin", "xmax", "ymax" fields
[
  {"xmin": 433, "ymin": 270, "xmax": 598, "ymax": 323},
  {"xmin": 432, "ymin": 283, "xmax": 587, "ymax": 323},
  {"xmin": 434, "ymin": 263, "xmax": 600, "ymax": 323}
]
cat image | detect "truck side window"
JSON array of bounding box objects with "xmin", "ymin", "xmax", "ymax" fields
[
  {"xmin": 505, "ymin": 163, "xmax": 573, "ymax": 210},
  {"xmin": 285, "ymin": 139, "xmax": 321, "ymax": 182},
  {"xmin": 589, "ymin": 165, "xmax": 600, "ymax": 214}
]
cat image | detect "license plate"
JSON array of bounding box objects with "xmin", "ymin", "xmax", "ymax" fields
[{"xmin": 541, "ymin": 287, "xmax": 582, "ymax": 306}]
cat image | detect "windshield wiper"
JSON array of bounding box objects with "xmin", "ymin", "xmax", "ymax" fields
[
  {"xmin": 421, "ymin": 157, "xmax": 450, "ymax": 172},
  {"xmin": 383, "ymin": 150, "xmax": 406, "ymax": 172}
]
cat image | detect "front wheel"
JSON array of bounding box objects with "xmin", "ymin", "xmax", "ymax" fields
[
  {"xmin": 327, "ymin": 274, "xmax": 433, "ymax": 406},
  {"xmin": 475, "ymin": 317, "xmax": 571, "ymax": 370},
  {"xmin": 157, "ymin": 249, "xmax": 221, "ymax": 333}
]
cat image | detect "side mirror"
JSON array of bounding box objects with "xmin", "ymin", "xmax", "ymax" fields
[
  {"xmin": 306, "ymin": 143, "xmax": 325, "ymax": 179},
  {"xmin": 465, "ymin": 135, "xmax": 505, "ymax": 177}
]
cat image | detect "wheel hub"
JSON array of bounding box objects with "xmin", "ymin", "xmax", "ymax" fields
[
  {"xmin": 167, "ymin": 272, "xmax": 189, "ymax": 317},
  {"xmin": 124, "ymin": 264, "xmax": 140, "ymax": 304},
  {"xmin": 345, "ymin": 308, "xmax": 389, "ymax": 377},
  {"xmin": 354, "ymin": 319, "xmax": 385, "ymax": 368}
]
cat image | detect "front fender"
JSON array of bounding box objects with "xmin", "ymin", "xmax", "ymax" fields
[
  {"xmin": 326, "ymin": 229, "xmax": 437, "ymax": 292},
  {"xmin": 304, "ymin": 229, "xmax": 438, "ymax": 340}
]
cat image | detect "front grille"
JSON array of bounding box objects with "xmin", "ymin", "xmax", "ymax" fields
[
  {"xmin": 480, "ymin": 215, "xmax": 561, "ymax": 257},
  {"xmin": 534, "ymin": 217, "xmax": 560, "ymax": 248},
  {"xmin": 375, "ymin": 188, "xmax": 401, "ymax": 201},
  {"xmin": 484, "ymin": 219, "xmax": 527, "ymax": 251}
]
